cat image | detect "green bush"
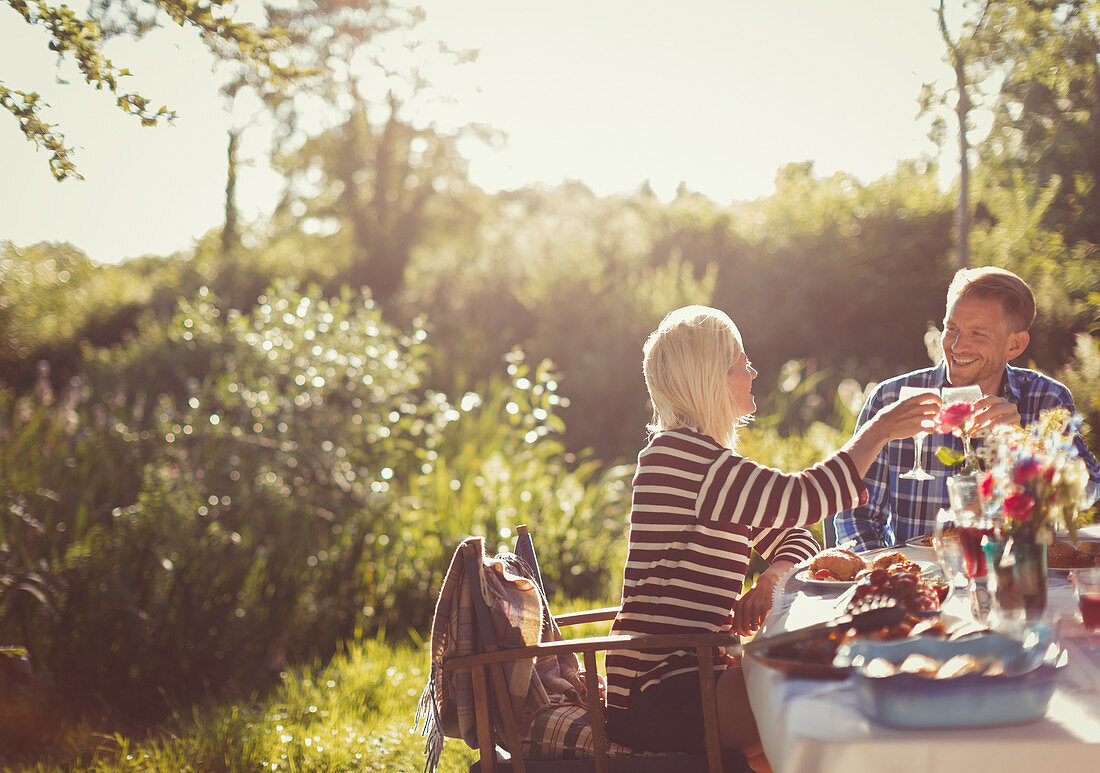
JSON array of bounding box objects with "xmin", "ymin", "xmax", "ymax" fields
[
  {"xmin": 391, "ymin": 352, "xmax": 633, "ymax": 609},
  {"xmin": 1057, "ymin": 333, "xmax": 1100, "ymax": 454},
  {"xmin": 0, "ymin": 281, "xmax": 634, "ymax": 726},
  {"xmin": 3, "ymin": 281, "xmax": 443, "ymax": 717}
]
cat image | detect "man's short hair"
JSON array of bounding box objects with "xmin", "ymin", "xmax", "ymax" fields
[{"xmin": 946, "ymin": 266, "xmax": 1036, "ymax": 333}]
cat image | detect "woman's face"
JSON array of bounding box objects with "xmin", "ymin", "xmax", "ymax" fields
[{"xmin": 726, "ymin": 350, "xmax": 757, "ymax": 417}]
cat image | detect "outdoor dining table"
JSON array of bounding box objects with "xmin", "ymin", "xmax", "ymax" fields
[{"xmin": 743, "ymin": 525, "xmax": 1100, "ymax": 773}]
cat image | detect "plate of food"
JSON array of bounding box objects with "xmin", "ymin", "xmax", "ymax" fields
[
  {"xmin": 749, "ymin": 575, "xmax": 951, "ymax": 677},
  {"xmin": 796, "ymin": 547, "xmax": 868, "ymax": 587},
  {"xmin": 860, "ymin": 548, "xmax": 937, "ymax": 574},
  {"xmin": 797, "ymin": 548, "xmax": 935, "ymax": 588},
  {"xmin": 845, "ymin": 564, "xmax": 950, "ymax": 617}
]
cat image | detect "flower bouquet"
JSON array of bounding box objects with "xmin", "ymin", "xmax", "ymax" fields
[
  {"xmin": 977, "ymin": 407, "xmax": 1092, "ymax": 545},
  {"xmin": 973, "ymin": 408, "xmax": 1093, "ymax": 626}
]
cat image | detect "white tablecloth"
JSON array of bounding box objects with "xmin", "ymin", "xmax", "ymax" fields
[{"xmin": 743, "ymin": 529, "xmax": 1100, "ymax": 773}]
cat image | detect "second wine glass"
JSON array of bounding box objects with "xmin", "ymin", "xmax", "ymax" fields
[{"xmin": 897, "ymin": 385, "xmax": 939, "ymax": 481}]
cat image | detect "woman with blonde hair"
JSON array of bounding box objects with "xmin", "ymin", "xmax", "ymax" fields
[{"xmin": 604, "ymin": 305, "xmax": 938, "ymax": 772}]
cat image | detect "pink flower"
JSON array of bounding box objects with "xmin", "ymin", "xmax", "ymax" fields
[
  {"xmin": 979, "ymin": 472, "xmax": 994, "ymax": 498},
  {"xmin": 934, "ymin": 401, "xmax": 976, "ymax": 435},
  {"xmin": 1003, "ymin": 491, "xmax": 1035, "ymax": 522}
]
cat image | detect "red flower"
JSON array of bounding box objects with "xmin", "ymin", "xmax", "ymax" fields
[
  {"xmin": 1013, "ymin": 459, "xmax": 1044, "ymax": 484},
  {"xmin": 979, "ymin": 472, "xmax": 994, "ymax": 498},
  {"xmin": 1003, "ymin": 491, "xmax": 1035, "ymax": 522},
  {"xmin": 934, "ymin": 401, "xmax": 975, "ymax": 435}
]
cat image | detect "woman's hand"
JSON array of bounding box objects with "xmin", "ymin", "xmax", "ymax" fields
[
  {"xmin": 844, "ymin": 392, "xmax": 941, "ymax": 475},
  {"xmin": 733, "ymin": 559, "xmax": 795, "ymax": 635},
  {"xmin": 876, "ymin": 392, "xmax": 943, "ymax": 442}
]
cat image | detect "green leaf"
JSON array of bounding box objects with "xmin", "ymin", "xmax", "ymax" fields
[{"xmin": 936, "ymin": 446, "xmax": 965, "ymax": 467}]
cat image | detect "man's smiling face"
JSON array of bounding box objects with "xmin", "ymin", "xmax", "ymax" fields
[{"xmin": 940, "ymin": 295, "xmax": 1028, "ymax": 395}]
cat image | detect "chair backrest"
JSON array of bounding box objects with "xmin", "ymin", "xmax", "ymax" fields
[
  {"xmin": 415, "ymin": 536, "xmax": 544, "ymax": 773},
  {"xmin": 514, "ymin": 524, "xmax": 546, "ymax": 595}
]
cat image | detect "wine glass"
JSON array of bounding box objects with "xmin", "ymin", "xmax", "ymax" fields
[
  {"xmin": 1069, "ymin": 567, "xmax": 1100, "ymax": 632},
  {"xmin": 946, "ymin": 473, "xmax": 996, "ymax": 621},
  {"xmin": 941, "ymin": 385, "xmax": 983, "ymax": 407},
  {"xmin": 941, "ymin": 384, "xmax": 983, "ymax": 471},
  {"xmin": 897, "ymin": 386, "xmax": 939, "ymax": 481},
  {"xmin": 947, "ymin": 476, "xmax": 994, "ymax": 577}
]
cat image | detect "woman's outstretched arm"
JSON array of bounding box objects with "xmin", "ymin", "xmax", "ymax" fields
[{"xmin": 840, "ymin": 392, "xmax": 941, "ymax": 475}]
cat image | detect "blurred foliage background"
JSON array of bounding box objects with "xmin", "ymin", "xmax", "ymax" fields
[{"xmin": 3, "ymin": 0, "xmax": 1100, "ymax": 765}]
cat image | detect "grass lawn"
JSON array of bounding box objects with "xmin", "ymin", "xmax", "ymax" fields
[
  {"xmin": 4, "ymin": 595, "xmax": 625, "ymax": 773},
  {"xmin": 5, "ymin": 638, "xmax": 477, "ymax": 773}
]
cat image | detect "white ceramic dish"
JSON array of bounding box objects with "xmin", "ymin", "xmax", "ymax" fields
[
  {"xmin": 794, "ymin": 568, "xmax": 860, "ymax": 588},
  {"xmin": 834, "ymin": 632, "xmax": 1067, "ymax": 728}
]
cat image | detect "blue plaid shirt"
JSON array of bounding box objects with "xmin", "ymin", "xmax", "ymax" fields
[{"xmin": 833, "ymin": 364, "xmax": 1100, "ymax": 550}]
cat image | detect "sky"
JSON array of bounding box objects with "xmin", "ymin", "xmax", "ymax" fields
[{"xmin": 0, "ymin": 1, "xmax": 983, "ymax": 265}]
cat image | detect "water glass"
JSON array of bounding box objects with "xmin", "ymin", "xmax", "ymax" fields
[{"xmin": 933, "ymin": 508, "xmax": 966, "ymax": 587}]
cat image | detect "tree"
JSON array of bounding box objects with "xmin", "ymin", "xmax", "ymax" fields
[
  {"xmin": 974, "ymin": 0, "xmax": 1100, "ymax": 246},
  {"xmin": 203, "ymin": 1, "xmax": 389, "ymax": 260},
  {"xmin": 261, "ymin": 0, "xmax": 484, "ymax": 309},
  {"xmin": 3, "ymin": 0, "xmax": 295, "ymax": 180},
  {"xmin": 921, "ymin": 0, "xmax": 993, "ymax": 269},
  {"xmin": 274, "ymin": 94, "xmax": 481, "ymax": 309}
]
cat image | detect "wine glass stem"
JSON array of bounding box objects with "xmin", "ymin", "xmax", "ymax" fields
[{"xmin": 913, "ymin": 433, "xmax": 926, "ymax": 472}]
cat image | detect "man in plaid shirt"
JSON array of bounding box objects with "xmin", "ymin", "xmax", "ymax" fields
[{"xmin": 834, "ymin": 266, "xmax": 1100, "ymax": 551}]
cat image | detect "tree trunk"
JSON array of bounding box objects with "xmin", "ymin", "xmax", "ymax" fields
[
  {"xmin": 1090, "ymin": 65, "xmax": 1100, "ymax": 245},
  {"xmin": 955, "ymin": 59, "xmax": 970, "ymax": 270},
  {"xmin": 936, "ymin": 0, "xmax": 985, "ymax": 270},
  {"xmin": 365, "ymin": 94, "xmax": 402, "ymax": 309},
  {"xmin": 338, "ymin": 105, "xmax": 374, "ymax": 295},
  {"xmin": 221, "ymin": 128, "xmax": 241, "ymax": 258}
]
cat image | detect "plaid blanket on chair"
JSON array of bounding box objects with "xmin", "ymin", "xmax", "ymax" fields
[{"xmin": 413, "ymin": 536, "xmax": 640, "ymax": 773}]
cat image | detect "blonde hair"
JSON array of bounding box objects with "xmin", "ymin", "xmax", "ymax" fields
[
  {"xmin": 643, "ymin": 305, "xmax": 748, "ymax": 449},
  {"xmin": 946, "ymin": 266, "xmax": 1036, "ymax": 333}
]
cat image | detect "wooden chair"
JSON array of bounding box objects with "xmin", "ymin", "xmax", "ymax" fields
[{"xmin": 442, "ymin": 524, "xmax": 745, "ymax": 773}]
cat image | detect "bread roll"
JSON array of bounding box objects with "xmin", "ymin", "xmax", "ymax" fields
[
  {"xmin": 809, "ymin": 548, "xmax": 867, "ymax": 580},
  {"xmin": 871, "ymin": 551, "xmax": 915, "ymax": 572}
]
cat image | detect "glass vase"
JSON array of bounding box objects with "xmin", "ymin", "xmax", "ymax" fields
[{"xmin": 982, "ymin": 536, "xmax": 1048, "ymax": 633}]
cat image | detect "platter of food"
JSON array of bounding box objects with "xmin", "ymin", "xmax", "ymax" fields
[
  {"xmin": 750, "ymin": 565, "xmax": 951, "ymax": 677},
  {"xmin": 834, "ymin": 632, "xmax": 1067, "ymax": 728}
]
